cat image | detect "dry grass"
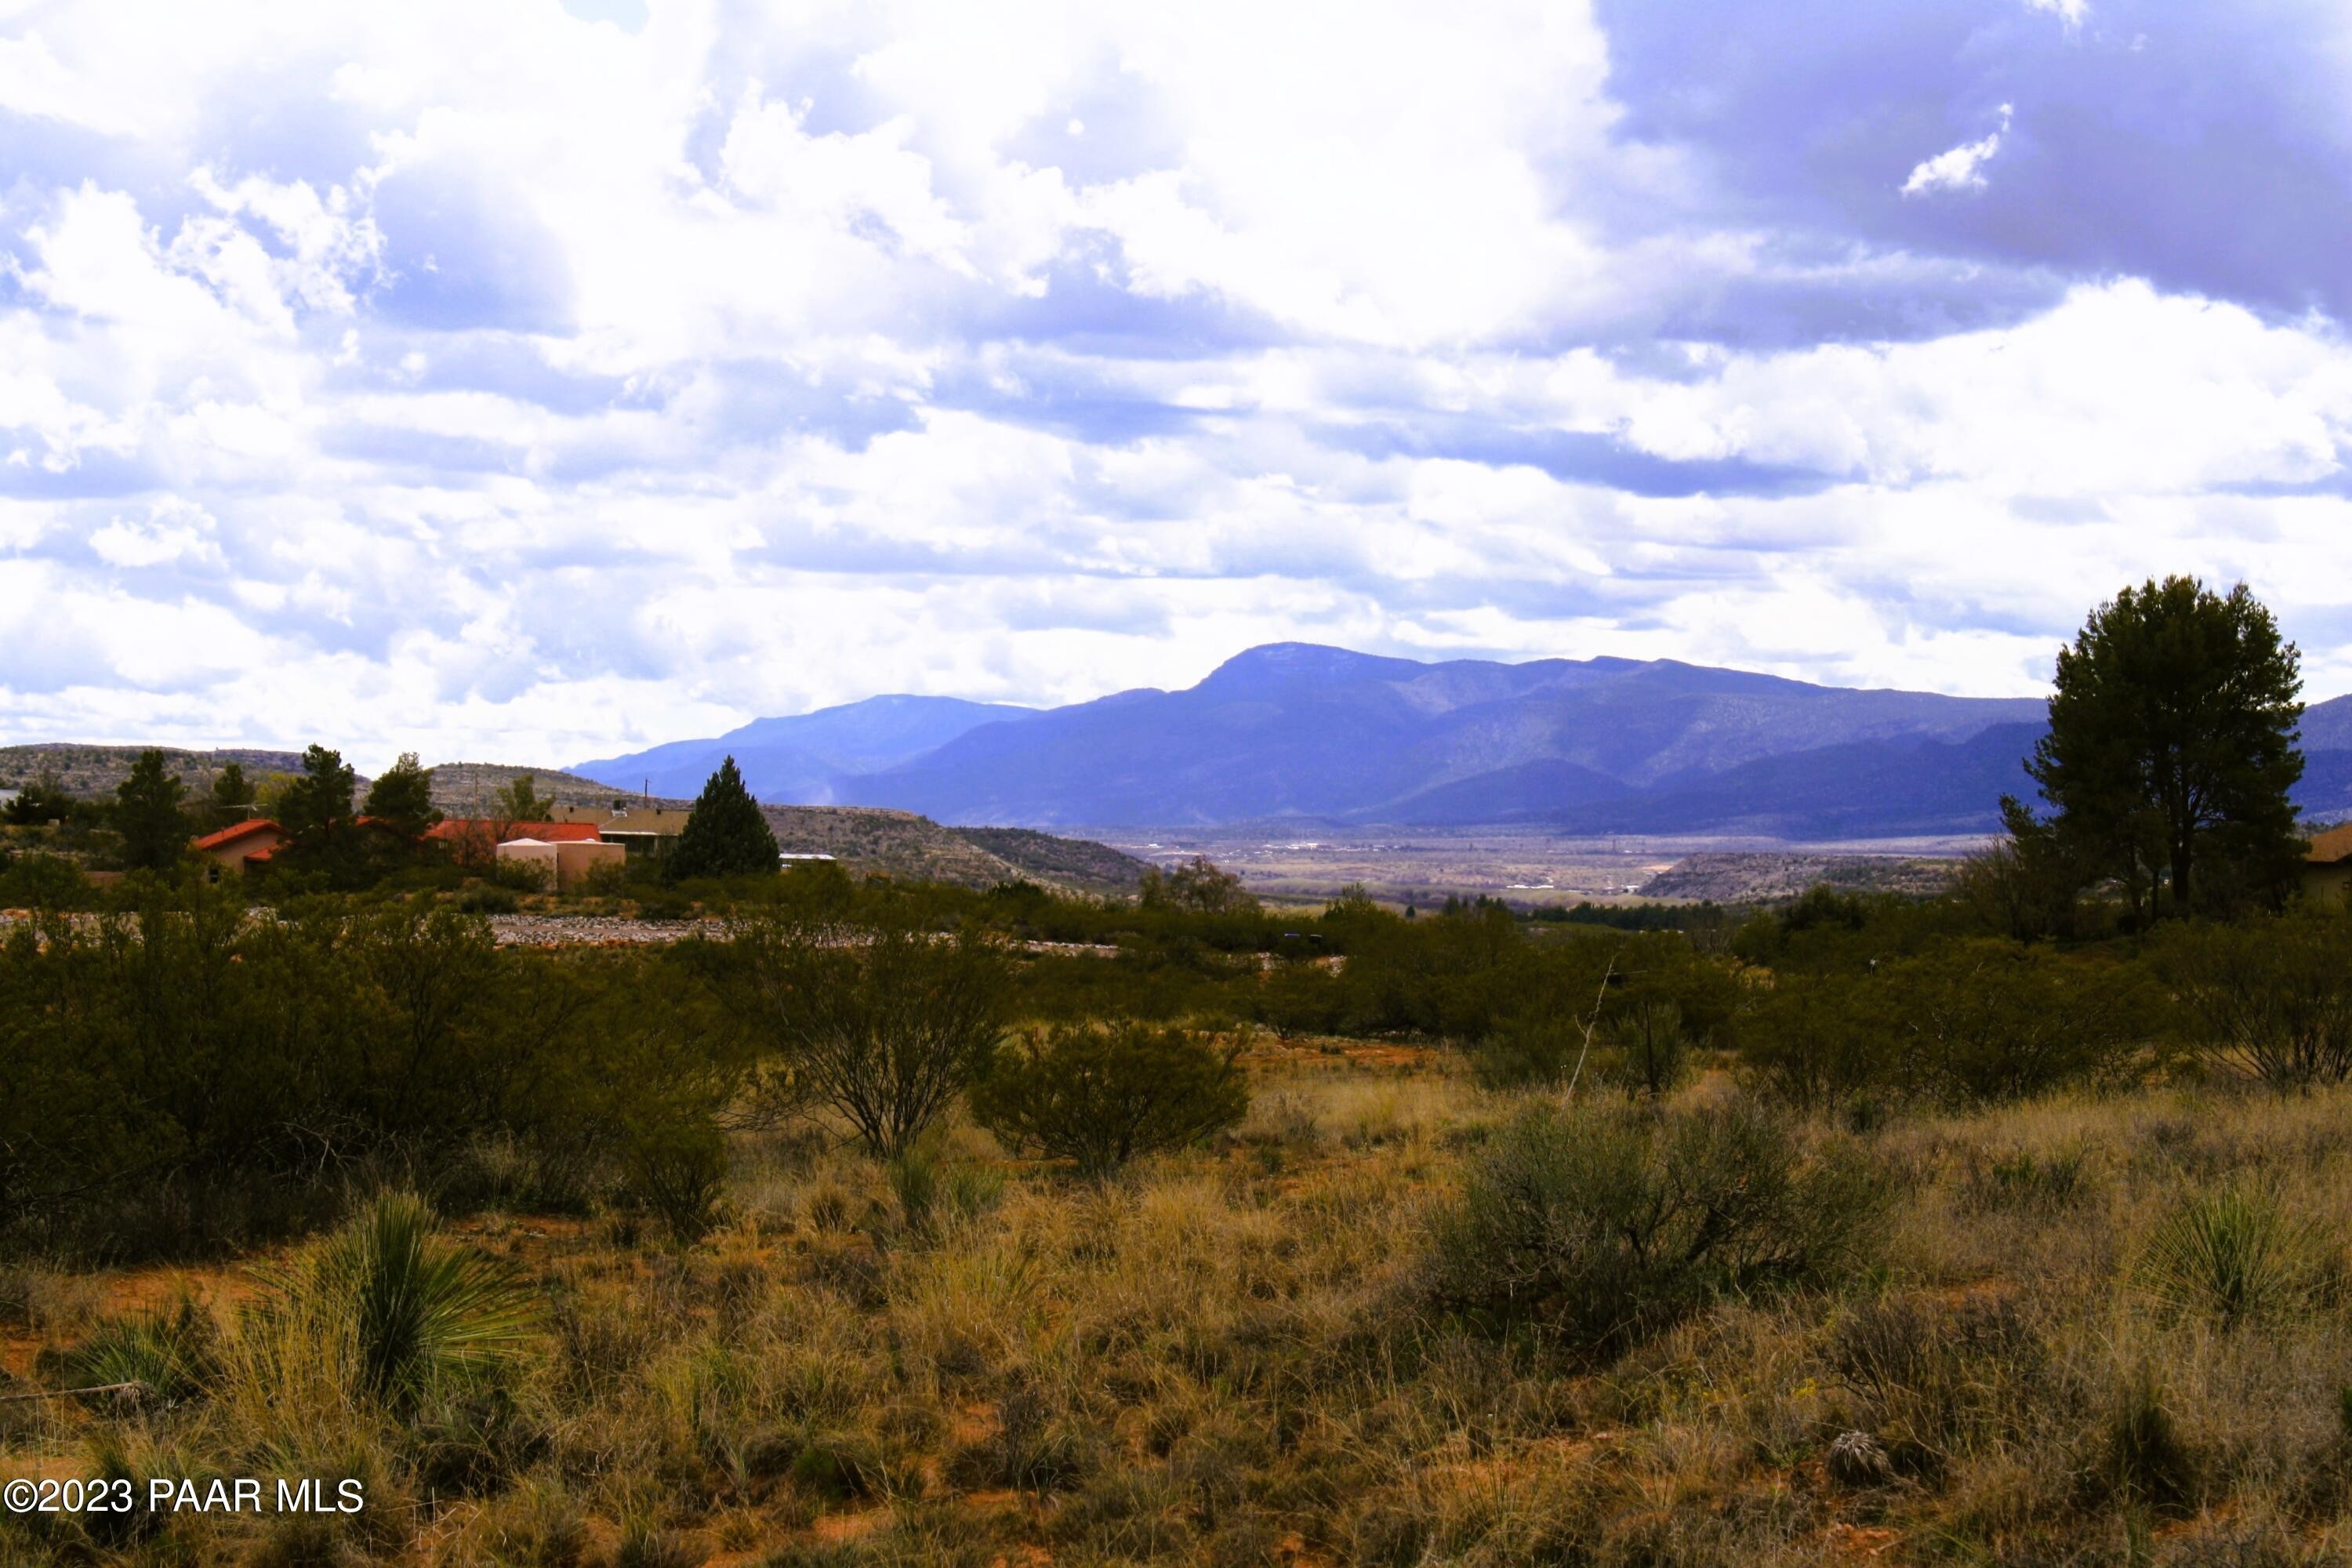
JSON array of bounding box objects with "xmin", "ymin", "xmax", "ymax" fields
[{"xmin": 16, "ymin": 1046, "xmax": 2352, "ymax": 1564}]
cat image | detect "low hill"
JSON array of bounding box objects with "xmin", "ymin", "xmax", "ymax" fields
[
  {"xmin": 428, "ymin": 763, "xmax": 1113, "ymax": 890},
  {"xmin": 946, "ymin": 826, "xmax": 1152, "ymax": 894},
  {"xmin": 0, "ymin": 743, "xmax": 314, "ymax": 797}
]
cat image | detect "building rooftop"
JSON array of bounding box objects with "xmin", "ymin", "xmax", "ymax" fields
[{"xmin": 190, "ymin": 818, "xmax": 285, "ymax": 852}]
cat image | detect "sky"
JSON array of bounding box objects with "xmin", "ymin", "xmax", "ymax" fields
[{"xmin": 5, "ymin": 0, "xmax": 2352, "ymax": 770}]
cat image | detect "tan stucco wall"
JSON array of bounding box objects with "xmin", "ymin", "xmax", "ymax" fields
[
  {"xmin": 196, "ymin": 828, "xmax": 286, "ymax": 877},
  {"xmin": 554, "ymin": 840, "xmax": 626, "ymax": 890}
]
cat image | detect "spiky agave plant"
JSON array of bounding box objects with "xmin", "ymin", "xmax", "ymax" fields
[
  {"xmin": 261, "ymin": 1192, "xmax": 541, "ymax": 1408},
  {"xmin": 2135, "ymin": 1178, "xmax": 2319, "ymax": 1330}
]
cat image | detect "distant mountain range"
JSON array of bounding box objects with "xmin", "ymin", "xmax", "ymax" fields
[
  {"xmin": 573, "ymin": 644, "xmax": 2352, "ymax": 840},
  {"xmin": 574, "ymin": 695, "xmax": 1034, "ymax": 804}
]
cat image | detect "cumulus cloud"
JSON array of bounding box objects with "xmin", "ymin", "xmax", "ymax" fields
[
  {"xmin": 1902, "ymin": 104, "xmax": 2013, "ymax": 195},
  {"xmin": 3, "ymin": 0, "xmax": 2352, "ymax": 769}
]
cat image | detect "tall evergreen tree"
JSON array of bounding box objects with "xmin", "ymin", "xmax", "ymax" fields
[
  {"xmin": 209, "ymin": 762, "xmax": 256, "ymax": 829},
  {"xmin": 2010, "ymin": 576, "xmax": 2303, "ymax": 916},
  {"xmin": 278, "ymin": 745, "xmax": 358, "ymax": 840},
  {"xmin": 114, "ymin": 749, "xmax": 189, "ymax": 869},
  {"xmin": 364, "ymin": 752, "xmax": 442, "ymax": 837},
  {"xmin": 670, "ymin": 756, "xmax": 778, "ymax": 880}
]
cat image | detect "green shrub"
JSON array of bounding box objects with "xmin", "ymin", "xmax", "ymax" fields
[
  {"xmin": 1595, "ymin": 996, "xmax": 1690, "ymax": 1099},
  {"xmin": 2155, "ymin": 913, "xmax": 2352, "ymax": 1089},
  {"xmin": 1425, "ymin": 1098, "xmax": 1888, "ymax": 1354},
  {"xmin": 624, "ymin": 1123, "xmax": 730, "ymax": 1243},
  {"xmin": 1468, "ymin": 1012, "xmax": 1581, "ymax": 1091},
  {"xmin": 728, "ymin": 915, "xmax": 1009, "ymax": 1160},
  {"xmin": 969, "ymin": 1020, "xmax": 1250, "ymax": 1178},
  {"xmin": 1740, "ymin": 941, "xmax": 2152, "ymax": 1108}
]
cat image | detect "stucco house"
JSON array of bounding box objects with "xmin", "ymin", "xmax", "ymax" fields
[
  {"xmin": 426, "ymin": 817, "xmax": 602, "ymax": 866},
  {"xmin": 494, "ymin": 835, "xmax": 626, "ymax": 890},
  {"xmin": 550, "ymin": 801, "xmax": 691, "ymax": 860},
  {"xmin": 2304, "ymin": 823, "xmax": 2352, "ymax": 909},
  {"xmin": 190, "ymin": 818, "xmax": 290, "ymax": 879}
]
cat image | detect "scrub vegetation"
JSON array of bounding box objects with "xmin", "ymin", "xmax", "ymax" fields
[
  {"xmin": 7, "ymin": 578, "xmax": 2352, "ymax": 1565},
  {"xmin": 7, "ymin": 861, "xmax": 2352, "ymax": 1566}
]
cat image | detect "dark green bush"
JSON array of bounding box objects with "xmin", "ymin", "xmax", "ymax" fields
[
  {"xmin": 624, "ymin": 1123, "xmax": 730, "ymax": 1243},
  {"xmin": 969, "ymin": 1020, "xmax": 1250, "ymax": 1178},
  {"xmin": 1739, "ymin": 939, "xmax": 2152, "ymax": 1108},
  {"xmin": 1425, "ymin": 1097, "xmax": 1888, "ymax": 1355},
  {"xmin": 0, "ymin": 888, "xmax": 750, "ymax": 1258},
  {"xmin": 2154, "ymin": 913, "xmax": 2352, "ymax": 1089},
  {"xmin": 727, "ymin": 913, "xmax": 1009, "ymax": 1160}
]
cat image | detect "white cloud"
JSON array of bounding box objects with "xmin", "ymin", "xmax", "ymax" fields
[
  {"xmin": 1902, "ymin": 104, "xmax": 2013, "ymax": 196},
  {"xmin": 2024, "ymin": 0, "xmax": 2088, "ymax": 25},
  {"xmin": 0, "ymin": 1, "xmax": 2349, "ymax": 771}
]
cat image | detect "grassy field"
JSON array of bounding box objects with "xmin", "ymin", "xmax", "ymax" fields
[{"xmin": 9, "ymin": 1033, "xmax": 2352, "ymax": 1567}]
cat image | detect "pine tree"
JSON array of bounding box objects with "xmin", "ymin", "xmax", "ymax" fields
[
  {"xmin": 2011, "ymin": 576, "xmax": 2303, "ymax": 916},
  {"xmin": 364, "ymin": 752, "xmax": 441, "ymax": 837},
  {"xmin": 278, "ymin": 745, "xmax": 358, "ymax": 839},
  {"xmin": 670, "ymin": 756, "xmax": 778, "ymax": 880},
  {"xmin": 114, "ymin": 749, "xmax": 190, "ymax": 869}
]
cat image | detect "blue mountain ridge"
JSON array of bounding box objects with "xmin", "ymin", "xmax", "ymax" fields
[
  {"xmin": 576, "ymin": 644, "xmax": 2352, "ymax": 837},
  {"xmin": 574, "ymin": 694, "xmax": 1034, "ymax": 804}
]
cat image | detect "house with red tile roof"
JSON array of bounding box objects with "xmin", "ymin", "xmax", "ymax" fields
[
  {"xmin": 190, "ymin": 818, "xmax": 289, "ymax": 879},
  {"xmin": 2304, "ymin": 822, "xmax": 2352, "ymax": 909},
  {"xmin": 424, "ymin": 817, "xmax": 604, "ymax": 866}
]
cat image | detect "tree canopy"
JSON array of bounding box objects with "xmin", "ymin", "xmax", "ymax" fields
[
  {"xmin": 2013, "ymin": 575, "xmax": 2303, "ymax": 916},
  {"xmin": 364, "ymin": 752, "xmax": 441, "ymax": 837},
  {"xmin": 490, "ymin": 773, "xmax": 556, "ymax": 822},
  {"xmin": 669, "ymin": 756, "xmax": 778, "ymax": 880},
  {"xmin": 114, "ymin": 749, "xmax": 189, "ymax": 869},
  {"xmin": 278, "ymin": 745, "xmax": 358, "ymax": 840}
]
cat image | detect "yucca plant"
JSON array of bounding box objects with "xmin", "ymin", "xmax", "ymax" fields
[
  {"xmin": 64, "ymin": 1295, "xmax": 216, "ymax": 1410},
  {"xmin": 258, "ymin": 1192, "xmax": 541, "ymax": 1409},
  {"xmin": 2134, "ymin": 1179, "xmax": 2318, "ymax": 1329}
]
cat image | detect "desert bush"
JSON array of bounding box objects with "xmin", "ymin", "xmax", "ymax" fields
[
  {"xmin": 625, "ymin": 1123, "xmax": 731, "ymax": 1243},
  {"xmin": 729, "ymin": 914, "xmax": 1010, "ymax": 1159},
  {"xmin": 1958, "ymin": 1142, "xmax": 2095, "ymax": 1216},
  {"xmin": 2132, "ymin": 1178, "xmax": 2321, "ymax": 1329},
  {"xmin": 56, "ymin": 1295, "xmax": 217, "ymax": 1410},
  {"xmin": 969, "ymin": 1021, "xmax": 1250, "ymax": 1178},
  {"xmin": 1740, "ymin": 941, "xmax": 2151, "ymax": 1108},
  {"xmin": 1468, "ymin": 1011, "xmax": 1584, "ymax": 1091},
  {"xmin": 1827, "ymin": 1293, "xmax": 2046, "ymax": 1472},
  {"xmin": 1734, "ymin": 978, "xmax": 1900, "ymax": 1109},
  {"xmin": 2156, "ymin": 913, "xmax": 2352, "ymax": 1089},
  {"xmin": 1596, "ymin": 996, "xmax": 1692, "ymax": 1099},
  {"xmin": 0, "ymin": 851, "xmax": 91, "ymax": 910},
  {"xmin": 1426, "ymin": 1097, "xmax": 1888, "ymax": 1354},
  {"xmin": 0, "ymin": 890, "xmax": 750, "ymax": 1256}
]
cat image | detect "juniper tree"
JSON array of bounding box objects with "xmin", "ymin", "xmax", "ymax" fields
[
  {"xmin": 670, "ymin": 756, "xmax": 778, "ymax": 880},
  {"xmin": 114, "ymin": 749, "xmax": 189, "ymax": 869}
]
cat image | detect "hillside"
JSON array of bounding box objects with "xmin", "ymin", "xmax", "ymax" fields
[
  {"xmin": 0, "ymin": 743, "xmax": 312, "ymax": 797},
  {"xmin": 947, "ymin": 826, "xmax": 1152, "ymax": 894},
  {"xmin": 427, "ymin": 763, "xmax": 1103, "ymax": 890}
]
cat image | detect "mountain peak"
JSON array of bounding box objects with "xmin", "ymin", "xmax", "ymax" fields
[{"xmin": 1200, "ymin": 642, "xmax": 1436, "ymax": 691}]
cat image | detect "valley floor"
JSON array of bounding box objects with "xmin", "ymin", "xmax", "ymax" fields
[{"xmin": 1087, "ymin": 826, "xmax": 1982, "ymax": 908}]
